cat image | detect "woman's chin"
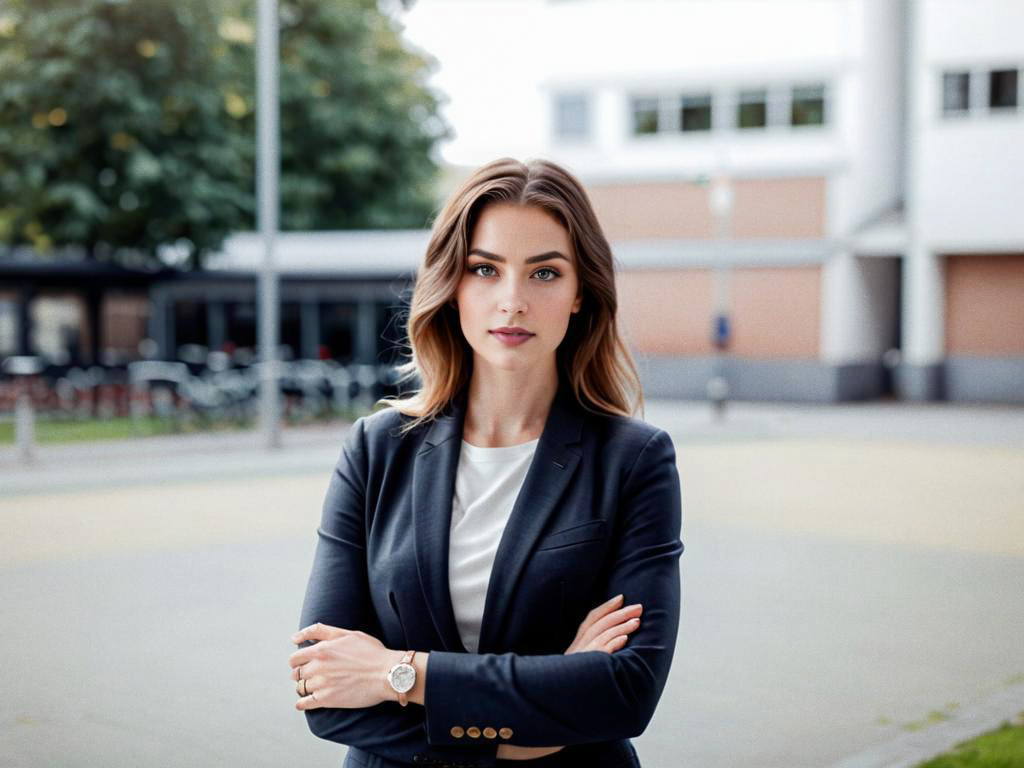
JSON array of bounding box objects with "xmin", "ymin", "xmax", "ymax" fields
[{"xmin": 474, "ymin": 351, "xmax": 544, "ymax": 373}]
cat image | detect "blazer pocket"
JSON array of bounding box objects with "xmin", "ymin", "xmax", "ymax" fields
[{"xmin": 535, "ymin": 519, "xmax": 608, "ymax": 551}]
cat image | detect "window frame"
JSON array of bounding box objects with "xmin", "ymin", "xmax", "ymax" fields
[
  {"xmin": 938, "ymin": 64, "xmax": 1023, "ymax": 120},
  {"xmin": 630, "ymin": 95, "xmax": 661, "ymax": 136},
  {"xmin": 626, "ymin": 78, "xmax": 832, "ymax": 140},
  {"xmin": 789, "ymin": 83, "xmax": 827, "ymax": 128},
  {"xmin": 736, "ymin": 88, "xmax": 769, "ymax": 130},
  {"xmin": 679, "ymin": 92, "xmax": 713, "ymax": 133}
]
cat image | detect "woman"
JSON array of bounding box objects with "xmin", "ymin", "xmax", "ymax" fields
[{"xmin": 288, "ymin": 157, "xmax": 684, "ymax": 768}]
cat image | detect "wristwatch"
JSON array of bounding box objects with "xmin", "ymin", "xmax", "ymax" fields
[{"xmin": 387, "ymin": 650, "xmax": 417, "ymax": 707}]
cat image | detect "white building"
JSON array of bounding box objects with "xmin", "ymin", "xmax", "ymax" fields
[{"xmin": 399, "ymin": 0, "xmax": 1024, "ymax": 403}]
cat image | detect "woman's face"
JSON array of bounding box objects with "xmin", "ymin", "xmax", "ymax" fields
[{"xmin": 454, "ymin": 202, "xmax": 582, "ymax": 375}]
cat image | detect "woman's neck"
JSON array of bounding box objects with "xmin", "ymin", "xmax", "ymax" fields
[{"xmin": 462, "ymin": 364, "xmax": 559, "ymax": 447}]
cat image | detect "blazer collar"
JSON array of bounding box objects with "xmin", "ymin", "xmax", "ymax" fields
[{"xmin": 411, "ymin": 377, "xmax": 585, "ymax": 653}]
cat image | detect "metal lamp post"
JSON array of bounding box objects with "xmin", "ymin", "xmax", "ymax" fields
[{"xmin": 256, "ymin": 0, "xmax": 281, "ymax": 449}]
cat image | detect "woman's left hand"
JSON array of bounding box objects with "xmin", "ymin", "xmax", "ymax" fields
[{"xmin": 289, "ymin": 623, "xmax": 398, "ymax": 710}]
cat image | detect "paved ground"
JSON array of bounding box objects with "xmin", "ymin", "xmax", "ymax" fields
[{"xmin": 1, "ymin": 400, "xmax": 1023, "ymax": 767}]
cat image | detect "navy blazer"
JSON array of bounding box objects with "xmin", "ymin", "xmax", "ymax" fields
[{"xmin": 297, "ymin": 378, "xmax": 684, "ymax": 768}]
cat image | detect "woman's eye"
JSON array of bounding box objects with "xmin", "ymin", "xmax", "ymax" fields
[
  {"xmin": 469, "ymin": 264, "xmax": 496, "ymax": 277},
  {"xmin": 468, "ymin": 264, "xmax": 560, "ymax": 280}
]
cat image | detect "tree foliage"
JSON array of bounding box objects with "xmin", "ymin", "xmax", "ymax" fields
[{"xmin": 0, "ymin": 0, "xmax": 449, "ymax": 269}]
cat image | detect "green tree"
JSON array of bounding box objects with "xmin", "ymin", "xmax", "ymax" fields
[{"xmin": 0, "ymin": 0, "xmax": 448, "ymax": 269}]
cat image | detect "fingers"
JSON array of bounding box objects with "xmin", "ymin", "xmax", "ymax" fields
[
  {"xmin": 576, "ymin": 595, "xmax": 625, "ymax": 642},
  {"xmin": 593, "ymin": 616, "xmax": 641, "ymax": 649},
  {"xmin": 604, "ymin": 634, "xmax": 630, "ymax": 653},
  {"xmin": 292, "ymin": 622, "xmax": 348, "ymax": 646},
  {"xmin": 291, "ymin": 662, "xmax": 315, "ymax": 682},
  {"xmin": 576, "ymin": 603, "xmax": 643, "ymax": 648},
  {"xmin": 295, "ymin": 691, "xmax": 323, "ymax": 711},
  {"xmin": 585, "ymin": 593, "xmax": 623, "ymax": 621}
]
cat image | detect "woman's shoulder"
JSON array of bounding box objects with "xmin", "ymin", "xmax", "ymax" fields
[
  {"xmin": 348, "ymin": 403, "xmax": 428, "ymax": 451},
  {"xmin": 350, "ymin": 403, "xmax": 405, "ymax": 434},
  {"xmin": 583, "ymin": 406, "xmax": 673, "ymax": 456}
]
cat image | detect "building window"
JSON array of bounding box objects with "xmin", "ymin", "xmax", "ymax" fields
[
  {"xmin": 226, "ymin": 301, "xmax": 257, "ymax": 349},
  {"xmin": 737, "ymin": 89, "xmax": 767, "ymax": 129},
  {"xmin": 989, "ymin": 69, "xmax": 1018, "ymax": 110},
  {"xmin": 631, "ymin": 97, "xmax": 659, "ymax": 134},
  {"xmin": 680, "ymin": 93, "xmax": 712, "ymax": 132},
  {"xmin": 319, "ymin": 302, "xmax": 356, "ymax": 362},
  {"xmin": 553, "ymin": 92, "xmax": 590, "ymax": 140},
  {"xmin": 942, "ymin": 71, "xmax": 971, "ymax": 114},
  {"xmin": 791, "ymin": 84, "xmax": 825, "ymax": 126}
]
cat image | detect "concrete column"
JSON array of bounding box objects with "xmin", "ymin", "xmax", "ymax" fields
[
  {"xmin": 85, "ymin": 288, "xmax": 102, "ymax": 365},
  {"xmin": 898, "ymin": 0, "xmax": 944, "ymax": 402},
  {"xmin": 356, "ymin": 299, "xmax": 377, "ymax": 365},
  {"xmin": 300, "ymin": 300, "xmax": 320, "ymax": 360},
  {"xmin": 898, "ymin": 246, "xmax": 945, "ymax": 400},
  {"xmin": 17, "ymin": 285, "xmax": 34, "ymax": 356},
  {"xmin": 147, "ymin": 288, "xmax": 167, "ymax": 358},
  {"xmin": 207, "ymin": 301, "xmax": 227, "ymax": 352},
  {"xmin": 165, "ymin": 300, "xmax": 177, "ymax": 360},
  {"xmin": 821, "ymin": 249, "xmax": 862, "ymax": 365}
]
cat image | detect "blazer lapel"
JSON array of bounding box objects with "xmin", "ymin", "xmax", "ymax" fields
[
  {"xmin": 477, "ymin": 383, "xmax": 584, "ymax": 652},
  {"xmin": 410, "ymin": 379, "xmax": 585, "ymax": 654},
  {"xmin": 411, "ymin": 385, "xmax": 469, "ymax": 653}
]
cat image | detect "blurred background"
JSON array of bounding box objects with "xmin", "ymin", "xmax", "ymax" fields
[{"xmin": 1, "ymin": 1, "xmax": 1022, "ymax": 767}]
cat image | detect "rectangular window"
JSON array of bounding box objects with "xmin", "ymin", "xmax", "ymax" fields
[
  {"xmin": 989, "ymin": 68, "xmax": 1018, "ymax": 110},
  {"xmin": 942, "ymin": 71, "xmax": 971, "ymax": 114},
  {"xmin": 680, "ymin": 93, "xmax": 712, "ymax": 132},
  {"xmin": 631, "ymin": 97, "xmax": 659, "ymax": 135},
  {"xmin": 319, "ymin": 302, "xmax": 356, "ymax": 362},
  {"xmin": 791, "ymin": 84, "xmax": 825, "ymax": 126},
  {"xmin": 737, "ymin": 89, "xmax": 767, "ymax": 129},
  {"xmin": 553, "ymin": 92, "xmax": 590, "ymax": 139}
]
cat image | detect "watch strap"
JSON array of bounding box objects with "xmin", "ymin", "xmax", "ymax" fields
[{"xmin": 397, "ymin": 650, "xmax": 416, "ymax": 707}]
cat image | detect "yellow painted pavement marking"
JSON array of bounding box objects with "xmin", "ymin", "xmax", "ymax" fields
[
  {"xmin": 2, "ymin": 438, "xmax": 1022, "ymax": 566},
  {"xmin": 1, "ymin": 473, "xmax": 327, "ymax": 566},
  {"xmin": 677, "ymin": 438, "xmax": 1024, "ymax": 556}
]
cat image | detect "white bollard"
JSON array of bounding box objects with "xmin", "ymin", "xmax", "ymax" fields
[
  {"xmin": 3, "ymin": 356, "xmax": 43, "ymax": 463},
  {"xmin": 15, "ymin": 389, "xmax": 36, "ymax": 463}
]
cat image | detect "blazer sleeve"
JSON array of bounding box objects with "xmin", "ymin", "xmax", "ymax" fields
[
  {"xmin": 423, "ymin": 428, "xmax": 684, "ymax": 747},
  {"xmin": 297, "ymin": 417, "xmax": 499, "ymax": 767}
]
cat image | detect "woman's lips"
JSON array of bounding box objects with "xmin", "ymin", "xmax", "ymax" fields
[{"xmin": 489, "ymin": 330, "xmax": 534, "ymax": 347}]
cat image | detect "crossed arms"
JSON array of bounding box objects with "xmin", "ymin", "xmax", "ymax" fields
[{"xmin": 295, "ymin": 418, "xmax": 683, "ymax": 767}]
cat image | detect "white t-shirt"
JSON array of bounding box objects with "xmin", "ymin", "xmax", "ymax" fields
[{"xmin": 448, "ymin": 436, "xmax": 540, "ymax": 654}]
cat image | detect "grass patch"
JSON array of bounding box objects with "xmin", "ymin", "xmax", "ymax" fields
[
  {"xmin": 915, "ymin": 713, "xmax": 1024, "ymax": 767},
  {"xmin": 0, "ymin": 404, "xmax": 365, "ymax": 445},
  {"xmin": 0, "ymin": 415, "xmax": 174, "ymax": 443},
  {"xmin": 905, "ymin": 704, "xmax": 960, "ymax": 731}
]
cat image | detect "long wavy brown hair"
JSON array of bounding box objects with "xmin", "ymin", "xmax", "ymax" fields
[{"xmin": 376, "ymin": 157, "xmax": 643, "ymax": 434}]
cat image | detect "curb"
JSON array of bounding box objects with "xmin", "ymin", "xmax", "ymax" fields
[{"xmin": 830, "ymin": 682, "xmax": 1024, "ymax": 768}]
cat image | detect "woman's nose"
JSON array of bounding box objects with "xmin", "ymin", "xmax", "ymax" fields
[{"xmin": 499, "ymin": 283, "xmax": 528, "ymax": 315}]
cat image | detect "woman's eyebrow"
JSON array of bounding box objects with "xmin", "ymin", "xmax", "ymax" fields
[{"xmin": 468, "ymin": 248, "xmax": 569, "ymax": 264}]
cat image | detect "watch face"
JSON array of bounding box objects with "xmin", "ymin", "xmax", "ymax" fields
[{"xmin": 390, "ymin": 663, "xmax": 416, "ymax": 693}]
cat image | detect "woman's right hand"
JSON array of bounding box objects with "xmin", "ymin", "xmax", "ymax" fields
[
  {"xmin": 564, "ymin": 593, "xmax": 643, "ymax": 655},
  {"xmin": 495, "ymin": 595, "xmax": 642, "ymax": 761}
]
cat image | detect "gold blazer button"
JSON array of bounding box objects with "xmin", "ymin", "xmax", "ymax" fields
[
  {"xmin": 498, "ymin": 727, "xmax": 514, "ymax": 739},
  {"xmin": 467, "ymin": 727, "xmax": 481, "ymax": 738},
  {"xmin": 450, "ymin": 726, "xmax": 465, "ymax": 738},
  {"xmin": 483, "ymin": 727, "xmax": 497, "ymax": 739}
]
